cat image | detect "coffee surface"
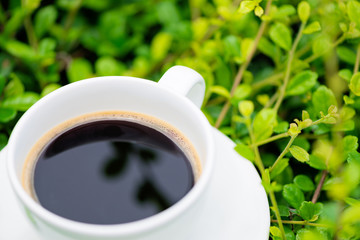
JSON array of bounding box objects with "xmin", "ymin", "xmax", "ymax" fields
[{"xmin": 31, "ymin": 119, "xmax": 195, "ymax": 224}]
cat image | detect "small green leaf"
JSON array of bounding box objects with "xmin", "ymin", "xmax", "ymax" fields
[
  {"xmin": 235, "ymin": 143, "xmax": 255, "ymax": 162},
  {"xmin": 34, "ymin": 6, "xmax": 58, "ymax": 38},
  {"xmin": 95, "ymin": 56, "xmax": 125, "ymax": 76},
  {"xmin": 0, "ymin": 108, "xmax": 17, "ymax": 123},
  {"xmin": 271, "ymin": 158, "xmax": 289, "ymax": 179},
  {"xmin": 1, "ymin": 92, "xmax": 40, "ymax": 111},
  {"xmin": 289, "ymin": 145, "xmax": 310, "ymax": 163},
  {"xmin": 298, "ymin": 201, "xmax": 323, "ymax": 221},
  {"xmin": 262, "ymin": 168, "xmax": 271, "ymax": 193},
  {"xmin": 296, "ymin": 228, "xmax": 327, "ymax": 240},
  {"xmin": 347, "ymin": 0, "xmax": 360, "ymax": 28},
  {"xmin": 339, "ymin": 69, "xmax": 353, "ymax": 82},
  {"xmin": 253, "ymin": 108, "xmax": 277, "ymax": 141},
  {"xmin": 350, "ymin": 72, "xmax": 360, "ymax": 96},
  {"xmin": 272, "ymin": 5, "xmax": 296, "ymax": 19},
  {"xmin": 308, "ymin": 154, "xmax": 327, "ymax": 170},
  {"xmin": 274, "ymin": 121, "xmax": 289, "ymax": 134},
  {"xmin": 286, "ymin": 70, "xmax": 318, "ymax": 96},
  {"xmin": 298, "ymin": 1, "xmax": 310, "ymax": 23},
  {"xmin": 270, "ymin": 226, "xmax": 282, "ymax": 240},
  {"xmin": 239, "ymin": 1, "xmax": 256, "ymax": 14},
  {"xmin": 302, "ymin": 110, "xmax": 310, "ymax": 120},
  {"xmin": 278, "ymin": 205, "xmax": 291, "ymax": 217},
  {"xmin": 312, "ymin": 86, "xmax": 337, "ymax": 118},
  {"xmin": 210, "ymin": 86, "xmax": 231, "ymax": 99},
  {"xmin": 303, "ymin": 21, "xmax": 321, "ymax": 34},
  {"xmin": 4, "ymin": 40, "xmax": 37, "ymax": 61},
  {"xmin": 232, "ymin": 84, "xmax": 252, "ymax": 103},
  {"xmin": 41, "ymin": 84, "xmax": 61, "ymax": 97},
  {"xmin": 269, "ymin": 22, "xmax": 292, "ymax": 51},
  {"xmin": 151, "ymin": 32, "xmax": 173, "ymax": 61},
  {"xmin": 337, "ymin": 46, "xmax": 357, "ymax": 65},
  {"xmin": 258, "ymin": 37, "xmax": 281, "ymax": 62},
  {"xmin": 3, "ymin": 8, "xmax": 26, "ymax": 37},
  {"xmin": 343, "ymin": 136, "xmax": 358, "ymax": 156},
  {"xmin": 283, "ymin": 183, "xmax": 305, "ymax": 209},
  {"xmin": 4, "ymin": 74, "xmax": 24, "ymax": 98},
  {"xmin": 238, "ymin": 100, "xmax": 254, "ymax": 117},
  {"xmin": 67, "ymin": 58, "xmax": 93, "ymax": 83},
  {"xmin": 254, "ymin": 6, "xmax": 264, "ymax": 17},
  {"xmin": 340, "ymin": 106, "xmax": 356, "ymax": 121},
  {"xmin": 312, "ymin": 36, "xmax": 332, "ymax": 56},
  {"xmin": 294, "ymin": 175, "xmax": 315, "ymax": 191}
]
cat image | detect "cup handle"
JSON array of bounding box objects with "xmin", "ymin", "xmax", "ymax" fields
[{"xmin": 158, "ymin": 66, "xmax": 205, "ymax": 108}]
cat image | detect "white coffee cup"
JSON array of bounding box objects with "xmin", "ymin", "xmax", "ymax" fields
[{"xmin": 6, "ymin": 66, "xmax": 215, "ymax": 240}]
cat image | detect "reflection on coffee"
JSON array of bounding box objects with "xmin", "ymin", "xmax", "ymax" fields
[{"xmin": 22, "ymin": 112, "xmax": 200, "ymax": 225}]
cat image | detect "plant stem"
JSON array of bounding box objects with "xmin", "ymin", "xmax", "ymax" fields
[
  {"xmin": 250, "ymin": 132, "xmax": 289, "ymax": 147},
  {"xmin": 246, "ymin": 120, "xmax": 265, "ymax": 176},
  {"xmin": 269, "ymin": 191, "xmax": 286, "ymax": 239},
  {"xmin": 252, "ymin": 72, "xmax": 284, "ymax": 92},
  {"xmin": 354, "ymin": 43, "xmax": 360, "ymax": 74},
  {"xmin": 22, "ymin": 1, "xmax": 38, "ymax": 51},
  {"xmin": 270, "ymin": 135, "xmax": 297, "ymax": 172},
  {"xmin": 312, "ymin": 170, "xmax": 328, "ymax": 203},
  {"xmin": 215, "ymin": 0, "xmax": 273, "ymax": 128},
  {"xmin": 271, "ymin": 219, "xmax": 329, "ymax": 228},
  {"xmin": 273, "ymin": 22, "xmax": 305, "ymax": 113}
]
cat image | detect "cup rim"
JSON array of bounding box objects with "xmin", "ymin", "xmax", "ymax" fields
[{"xmin": 6, "ymin": 76, "xmax": 215, "ymax": 236}]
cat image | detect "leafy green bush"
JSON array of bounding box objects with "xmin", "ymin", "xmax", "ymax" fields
[{"xmin": 1, "ymin": 0, "xmax": 360, "ymax": 239}]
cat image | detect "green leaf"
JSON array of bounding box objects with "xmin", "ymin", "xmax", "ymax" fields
[
  {"xmin": 286, "ymin": 70, "xmax": 318, "ymax": 96},
  {"xmin": 343, "ymin": 136, "xmax": 358, "ymax": 156},
  {"xmin": 151, "ymin": 32, "xmax": 173, "ymax": 61},
  {"xmin": 347, "ymin": 0, "xmax": 360, "ymax": 28},
  {"xmin": 274, "ymin": 121, "xmax": 289, "ymax": 134},
  {"xmin": 298, "ymin": 201, "xmax": 323, "ymax": 221},
  {"xmin": 294, "ymin": 175, "xmax": 315, "ymax": 191},
  {"xmin": 339, "ymin": 69, "xmax": 353, "ymax": 82},
  {"xmin": 3, "ymin": 8, "xmax": 26, "ymax": 37},
  {"xmin": 95, "ymin": 56, "xmax": 125, "ymax": 76},
  {"xmin": 303, "ymin": 21, "xmax": 321, "ymax": 34},
  {"xmin": 289, "ymin": 145, "xmax": 310, "ymax": 163},
  {"xmin": 231, "ymin": 84, "xmax": 252, "ymax": 104},
  {"xmin": 238, "ymin": 1, "xmax": 256, "ymax": 14},
  {"xmin": 1, "ymin": 92, "xmax": 40, "ymax": 111},
  {"xmin": 298, "ymin": 1, "xmax": 310, "ymax": 23},
  {"xmin": 238, "ymin": 100, "xmax": 254, "ymax": 117},
  {"xmin": 0, "ymin": 108, "xmax": 17, "ymax": 123},
  {"xmin": 253, "ymin": 108, "xmax": 277, "ymax": 141},
  {"xmin": 41, "ymin": 84, "xmax": 61, "ymax": 97},
  {"xmin": 271, "ymin": 158, "xmax": 289, "ymax": 179},
  {"xmin": 269, "ymin": 22, "xmax": 292, "ymax": 51},
  {"xmin": 283, "ymin": 183, "xmax": 305, "ymax": 209},
  {"xmin": 308, "ymin": 154, "xmax": 327, "ymax": 170},
  {"xmin": 336, "ymin": 46, "xmax": 357, "ymax": 65},
  {"xmin": 270, "ymin": 226, "xmax": 282, "ymax": 240},
  {"xmin": 235, "ymin": 143, "xmax": 255, "ymax": 162},
  {"xmin": 210, "ymin": 86, "xmax": 231, "ymax": 99},
  {"xmin": 254, "ymin": 6, "xmax": 264, "ymax": 17},
  {"xmin": 4, "ymin": 74, "xmax": 24, "ymax": 98},
  {"xmin": 272, "ymin": 5, "xmax": 296, "ymax": 20},
  {"xmin": 258, "ymin": 37, "xmax": 280, "ymax": 62},
  {"xmin": 350, "ymin": 72, "xmax": 360, "ymax": 96},
  {"xmin": 278, "ymin": 205, "xmax": 291, "ymax": 217},
  {"xmin": 312, "ymin": 86, "xmax": 337, "ymax": 117},
  {"xmin": 312, "ymin": 35, "xmax": 332, "ymax": 56},
  {"xmin": 67, "ymin": 58, "xmax": 93, "ymax": 83},
  {"xmin": 296, "ymin": 228, "xmax": 327, "ymax": 240},
  {"xmin": 34, "ymin": 6, "xmax": 58, "ymax": 38},
  {"xmin": 4, "ymin": 40, "xmax": 37, "ymax": 61}
]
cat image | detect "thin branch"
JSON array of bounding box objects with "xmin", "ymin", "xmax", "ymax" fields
[
  {"xmin": 312, "ymin": 170, "xmax": 328, "ymax": 203},
  {"xmin": 273, "ymin": 22, "xmax": 305, "ymax": 112},
  {"xmin": 215, "ymin": 0, "xmax": 273, "ymax": 128},
  {"xmin": 354, "ymin": 43, "xmax": 360, "ymax": 74},
  {"xmin": 270, "ymin": 135, "xmax": 297, "ymax": 172},
  {"xmin": 271, "ymin": 219, "xmax": 330, "ymax": 228},
  {"xmin": 250, "ymin": 132, "xmax": 289, "ymax": 147}
]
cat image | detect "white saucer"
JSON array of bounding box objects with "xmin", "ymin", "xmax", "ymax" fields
[{"xmin": 0, "ymin": 128, "xmax": 269, "ymax": 239}]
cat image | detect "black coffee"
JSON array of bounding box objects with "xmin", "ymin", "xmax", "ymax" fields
[{"xmin": 30, "ymin": 118, "xmax": 195, "ymax": 224}]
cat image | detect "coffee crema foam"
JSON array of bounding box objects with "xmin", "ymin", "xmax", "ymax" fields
[{"xmin": 22, "ymin": 111, "xmax": 202, "ymax": 201}]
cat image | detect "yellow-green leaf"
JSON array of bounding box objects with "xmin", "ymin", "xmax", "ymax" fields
[
  {"xmin": 303, "ymin": 21, "xmax": 321, "ymax": 34},
  {"xmin": 289, "ymin": 145, "xmax": 309, "ymax": 163},
  {"xmin": 350, "ymin": 72, "xmax": 360, "ymax": 96},
  {"xmin": 298, "ymin": 1, "xmax": 310, "ymax": 23},
  {"xmin": 269, "ymin": 22, "xmax": 292, "ymax": 51}
]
